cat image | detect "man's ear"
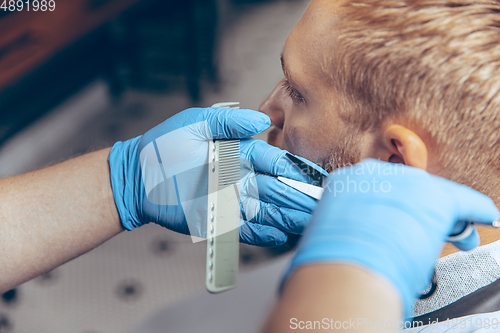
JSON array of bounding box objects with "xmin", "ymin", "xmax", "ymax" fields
[{"xmin": 379, "ymin": 124, "xmax": 428, "ymax": 170}]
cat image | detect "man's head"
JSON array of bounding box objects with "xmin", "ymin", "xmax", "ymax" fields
[{"xmin": 260, "ymin": 0, "xmax": 500, "ymax": 203}]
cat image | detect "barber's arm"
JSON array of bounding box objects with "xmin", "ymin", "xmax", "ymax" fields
[
  {"xmin": 0, "ymin": 148, "xmax": 121, "ymax": 293},
  {"xmin": 264, "ymin": 159, "xmax": 499, "ymax": 333},
  {"xmin": 0, "ymin": 107, "xmax": 316, "ymax": 293}
]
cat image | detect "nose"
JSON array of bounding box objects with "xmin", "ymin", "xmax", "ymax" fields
[{"xmin": 259, "ymin": 78, "xmax": 289, "ymax": 129}]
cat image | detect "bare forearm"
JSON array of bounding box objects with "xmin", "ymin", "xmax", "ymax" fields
[
  {"xmin": 263, "ymin": 264, "xmax": 402, "ymax": 333},
  {"xmin": 0, "ymin": 148, "xmax": 123, "ymax": 292}
]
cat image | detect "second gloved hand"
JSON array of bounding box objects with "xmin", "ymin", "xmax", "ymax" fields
[{"xmin": 282, "ymin": 159, "xmax": 499, "ymax": 316}]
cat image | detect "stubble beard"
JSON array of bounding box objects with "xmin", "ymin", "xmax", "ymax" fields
[{"xmin": 321, "ymin": 130, "xmax": 362, "ymax": 173}]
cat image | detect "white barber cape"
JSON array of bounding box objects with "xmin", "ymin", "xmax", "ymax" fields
[{"xmin": 404, "ymin": 239, "xmax": 500, "ymax": 332}]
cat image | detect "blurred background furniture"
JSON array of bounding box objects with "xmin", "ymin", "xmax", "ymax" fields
[
  {"xmin": 0, "ymin": 0, "xmax": 221, "ymax": 146},
  {"xmin": 0, "ymin": 1, "xmax": 307, "ymax": 332}
]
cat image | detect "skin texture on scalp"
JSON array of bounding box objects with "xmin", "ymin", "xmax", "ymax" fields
[{"xmin": 329, "ymin": 0, "xmax": 500, "ymax": 203}]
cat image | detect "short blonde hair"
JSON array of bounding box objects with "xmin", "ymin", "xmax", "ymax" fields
[{"xmin": 329, "ymin": 0, "xmax": 500, "ymax": 201}]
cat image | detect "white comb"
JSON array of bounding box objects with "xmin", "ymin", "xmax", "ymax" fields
[{"xmin": 206, "ymin": 102, "xmax": 241, "ymax": 293}]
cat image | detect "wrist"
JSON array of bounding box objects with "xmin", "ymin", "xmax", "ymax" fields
[
  {"xmin": 271, "ymin": 264, "xmax": 402, "ymax": 333},
  {"xmin": 103, "ymin": 148, "xmax": 122, "ymax": 231},
  {"xmin": 287, "ymin": 207, "xmax": 437, "ymax": 317},
  {"xmin": 289, "ymin": 239, "xmax": 414, "ymax": 316},
  {"xmin": 108, "ymin": 136, "xmax": 143, "ymax": 231}
]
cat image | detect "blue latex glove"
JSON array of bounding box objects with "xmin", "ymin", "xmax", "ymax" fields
[
  {"xmin": 282, "ymin": 159, "xmax": 499, "ymax": 316},
  {"xmin": 109, "ymin": 107, "xmax": 317, "ymax": 247},
  {"xmin": 239, "ymin": 140, "xmax": 320, "ymax": 245}
]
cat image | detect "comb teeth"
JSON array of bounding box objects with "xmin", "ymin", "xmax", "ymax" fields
[
  {"xmin": 206, "ymin": 138, "xmax": 241, "ymax": 293},
  {"xmin": 217, "ymin": 140, "xmax": 240, "ymax": 187}
]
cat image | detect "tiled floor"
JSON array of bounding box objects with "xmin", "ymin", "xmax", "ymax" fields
[{"xmin": 0, "ymin": 1, "xmax": 309, "ymax": 332}]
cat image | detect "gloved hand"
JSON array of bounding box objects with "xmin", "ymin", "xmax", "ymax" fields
[
  {"xmin": 109, "ymin": 107, "xmax": 318, "ymax": 247},
  {"xmin": 239, "ymin": 139, "xmax": 320, "ymax": 245},
  {"xmin": 282, "ymin": 159, "xmax": 499, "ymax": 316}
]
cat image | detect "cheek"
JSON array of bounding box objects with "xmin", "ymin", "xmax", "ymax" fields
[
  {"xmin": 282, "ymin": 118, "xmax": 329, "ymax": 164},
  {"xmin": 282, "ymin": 108, "xmax": 344, "ymax": 164}
]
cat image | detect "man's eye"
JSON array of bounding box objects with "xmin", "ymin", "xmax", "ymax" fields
[{"xmin": 282, "ymin": 79, "xmax": 305, "ymax": 103}]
